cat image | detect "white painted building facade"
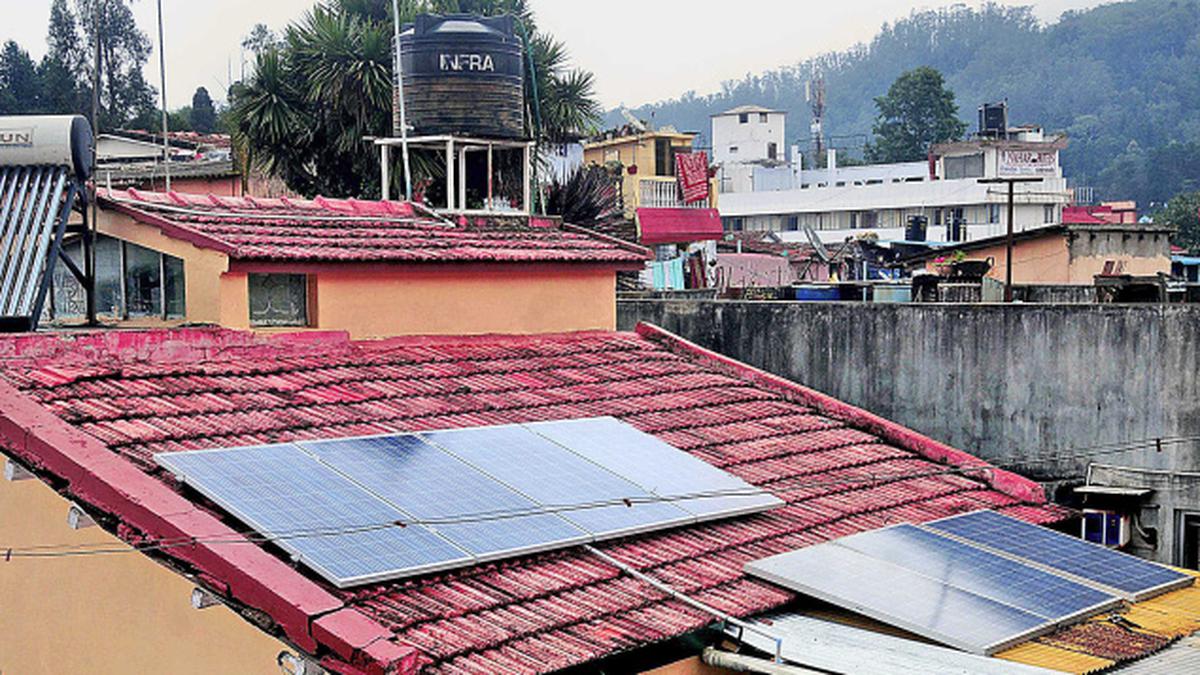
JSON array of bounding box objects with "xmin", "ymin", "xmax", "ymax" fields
[
  {"xmin": 541, "ymin": 142, "xmax": 585, "ymax": 184},
  {"xmin": 712, "ymin": 106, "xmax": 788, "ymax": 195},
  {"xmin": 719, "ymin": 124, "xmax": 1073, "ymax": 245}
]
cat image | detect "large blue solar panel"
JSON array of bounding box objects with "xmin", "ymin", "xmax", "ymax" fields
[
  {"xmin": 835, "ymin": 525, "xmax": 1120, "ymax": 622},
  {"xmin": 746, "ymin": 542, "xmax": 1052, "ymax": 655},
  {"xmin": 923, "ymin": 510, "xmax": 1193, "ymax": 601},
  {"xmin": 155, "ymin": 418, "xmax": 781, "ymax": 588},
  {"xmin": 155, "ymin": 444, "xmax": 472, "ymax": 587},
  {"xmin": 527, "ymin": 417, "xmax": 784, "ymax": 520},
  {"xmin": 298, "ymin": 434, "xmax": 589, "ymax": 561},
  {"xmin": 422, "ymin": 425, "xmax": 695, "ymax": 538}
]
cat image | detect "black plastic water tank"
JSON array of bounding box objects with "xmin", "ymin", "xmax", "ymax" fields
[{"xmin": 399, "ymin": 14, "xmax": 525, "ymax": 139}]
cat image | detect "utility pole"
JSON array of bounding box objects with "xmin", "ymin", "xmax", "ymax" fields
[
  {"xmin": 979, "ymin": 176, "xmax": 1044, "ymax": 302},
  {"xmin": 392, "ymin": 0, "xmax": 413, "ymax": 201},
  {"xmin": 156, "ymin": 0, "xmax": 171, "ymax": 191},
  {"xmin": 88, "ymin": 0, "xmax": 101, "ymax": 325}
]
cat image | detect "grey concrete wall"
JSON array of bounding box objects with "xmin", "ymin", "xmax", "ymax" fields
[{"xmin": 619, "ymin": 301, "xmax": 1200, "ymax": 482}]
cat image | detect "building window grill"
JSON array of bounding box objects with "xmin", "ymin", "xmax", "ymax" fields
[{"xmin": 249, "ymin": 274, "xmax": 310, "ymax": 327}]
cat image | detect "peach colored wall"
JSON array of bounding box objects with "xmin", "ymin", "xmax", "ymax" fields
[
  {"xmin": 1066, "ymin": 256, "xmax": 1169, "ymax": 283},
  {"xmin": 312, "ymin": 267, "xmax": 618, "ymax": 339},
  {"xmin": 97, "ymin": 210, "xmax": 621, "ymax": 338},
  {"xmin": 0, "ymin": 454, "xmax": 292, "ymax": 674},
  {"xmin": 132, "ymin": 175, "xmax": 242, "ymax": 196},
  {"xmin": 219, "ymin": 272, "xmax": 252, "ymax": 330},
  {"xmin": 924, "ymin": 233, "xmax": 1170, "ymax": 285},
  {"xmin": 926, "ymin": 236, "xmax": 1070, "ymax": 284}
]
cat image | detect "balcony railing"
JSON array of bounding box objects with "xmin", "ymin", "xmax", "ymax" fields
[{"xmin": 638, "ymin": 177, "xmax": 709, "ymax": 209}]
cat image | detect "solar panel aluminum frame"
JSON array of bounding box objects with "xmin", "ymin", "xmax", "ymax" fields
[
  {"xmin": 746, "ymin": 524, "xmax": 1123, "ymax": 656},
  {"xmin": 919, "ymin": 509, "xmax": 1195, "ymax": 602},
  {"xmin": 156, "ymin": 445, "xmax": 477, "ymax": 588}
]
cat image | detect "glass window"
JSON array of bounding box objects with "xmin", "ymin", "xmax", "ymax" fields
[
  {"xmin": 164, "ymin": 255, "xmax": 185, "ymax": 318},
  {"xmin": 50, "ymin": 239, "xmax": 87, "ymax": 320},
  {"xmin": 944, "ymin": 153, "xmax": 985, "ymax": 179},
  {"xmin": 786, "ymin": 215, "xmax": 799, "ymax": 231},
  {"xmin": 988, "ymin": 204, "xmax": 1001, "ymax": 224},
  {"xmin": 1044, "ymin": 204, "xmax": 1056, "ymax": 224},
  {"xmin": 759, "ymin": 113, "xmax": 769, "ymax": 123},
  {"xmin": 249, "ymin": 274, "xmax": 309, "ymax": 327},
  {"xmin": 123, "ymin": 242, "xmax": 162, "ymax": 318},
  {"xmin": 738, "ymin": 113, "xmax": 748, "ymax": 124},
  {"xmin": 48, "ymin": 234, "xmax": 186, "ymax": 321},
  {"xmin": 95, "ymin": 235, "xmax": 123, "ymax": 317}
]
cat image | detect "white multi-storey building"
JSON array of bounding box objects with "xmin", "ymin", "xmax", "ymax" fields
[
  {"xmin": 718, "ymin": 121, "xmax": 1073, "ymax": 245},
  {"xmin": 711, "ymin": 106, "xmax": 789, "ymax": 194}
]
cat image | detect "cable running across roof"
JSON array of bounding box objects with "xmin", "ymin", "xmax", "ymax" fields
[{"xmin": 3, "ymin": 433, "xmax": 1196, "ymax": 562}]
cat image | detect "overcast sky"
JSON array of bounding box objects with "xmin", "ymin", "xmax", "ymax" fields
[{"xmin": 2, "ymin": 0, "xmax": 1103, "ymax": 111}]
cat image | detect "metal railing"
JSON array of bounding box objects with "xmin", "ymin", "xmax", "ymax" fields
[{"xmin": 638, "ymin": 177, "xmax": 708, "ymax": 209}]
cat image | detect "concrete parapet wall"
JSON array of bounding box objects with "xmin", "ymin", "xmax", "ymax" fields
[{"xmin": 619, "ymin": 300, "xmax": 1200, "ymax": 480}]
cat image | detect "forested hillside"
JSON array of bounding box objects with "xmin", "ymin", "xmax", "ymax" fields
[{"xmin": 612, "ymin": 1, "xmax": 1200, "ymax": 210}]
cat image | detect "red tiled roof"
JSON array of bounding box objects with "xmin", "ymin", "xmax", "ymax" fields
[
  {"xmin": 98, "ymin": 189, "xmax": 650, "ymax": 267},
  {"xmin": 0, "ymin": 325, "xmax": 1065, "ymax": 675}
]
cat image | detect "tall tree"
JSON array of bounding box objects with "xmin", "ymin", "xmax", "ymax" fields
[
  {"xmin": 867, "ymin": 66, "xmax": 967, "ymax": 163},
  {"xmin": 75, "ymin": 0, "xmax": 157, "ymax": 128},
  {"xmin": 190, "ymin": 87, "xmax": 217, "ymax": 133},
  {"xmin": 0, "ymin": 41, "xmax": 41, "ymax": 115},
  {"xmin": 1155, "ymin": 191, "xmax": 1200, "ymax": 253},
  {"xmin": 242, "ymin": 23, "xmax": 279, "ymax": 57},
  {"xmin": 39, "ymin": 0, "xmax": 86, "ymax": 115}
]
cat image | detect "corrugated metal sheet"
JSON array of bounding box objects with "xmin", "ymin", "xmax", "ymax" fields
[
  {"xmin": 996, "ymin": 641, "xmax": 1114, "ymax": 674},
  {"xmin": 733, "ymin": 611, "xmax": 1059, "ymax": 675},
  {"xmin": 1112, "ymin": 636, "xmax": 1200, "ymax": 674},
  {"xmin": 995, "ymin": 578, "xmax": 1200, "ymax": 673}
]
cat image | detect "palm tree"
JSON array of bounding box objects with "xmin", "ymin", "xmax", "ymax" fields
[{"xmin": 230, "ymin": 0, "xmax": 601, "ymax": 198}]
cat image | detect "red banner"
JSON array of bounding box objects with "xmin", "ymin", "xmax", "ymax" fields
[{"xmin": 675, "ymin": 151, "xmax": 710, "ymax": 204}]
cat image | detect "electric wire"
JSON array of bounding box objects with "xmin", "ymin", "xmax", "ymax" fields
[{"xmin": 3, "ymin": 434, "xmax": 1197, "ymax": 561}]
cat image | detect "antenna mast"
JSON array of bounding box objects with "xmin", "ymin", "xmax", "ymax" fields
[{"xmin": 807, "ymin": 75, "xmax": 825, "ymax": 167}]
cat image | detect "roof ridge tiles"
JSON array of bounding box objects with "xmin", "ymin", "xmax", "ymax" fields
[{"xmin": 100, "ymin": 191, "xmax": 648, "ymax": 266}]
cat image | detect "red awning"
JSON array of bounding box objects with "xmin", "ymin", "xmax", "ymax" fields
[{"xmin": 637, "ymin": 208, "xmax": 723, "ymax": 245}]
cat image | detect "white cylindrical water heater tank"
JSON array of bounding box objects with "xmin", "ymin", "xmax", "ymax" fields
[{"xmin": 0, "ymin": 115, "xmax": 94, "ymax": 180}]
